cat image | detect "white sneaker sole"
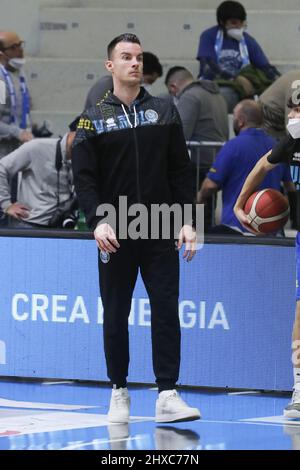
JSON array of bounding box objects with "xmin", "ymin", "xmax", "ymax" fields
[
  {"xmin": 155, "ymin": 409, "xmax": 201, "ymax": 423},
  {"xmin": 284, "ymin": 409, "xmax": 300, "ymax": 419}
]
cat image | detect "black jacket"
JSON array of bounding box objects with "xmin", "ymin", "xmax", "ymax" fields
[{"xmin": 72, "ymin": 88, "xmax": 195, "ymax": 230}]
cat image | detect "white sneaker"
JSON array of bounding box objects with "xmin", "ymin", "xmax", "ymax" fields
[
  {"xmin": 284, "ymin": 385, "xmax": 300, "ymax": 419},
  {"xmin": 155, "ymin": 390, "xmax": 201, "ymax": 423},
  {"xmin": 108, "ymin": 387, "xmax": 130, "ymax": 423}
]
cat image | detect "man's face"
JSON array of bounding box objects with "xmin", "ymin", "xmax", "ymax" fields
[
  {"xmin": 167, "ymin": 82, "xmax": 179, "ymax": 97},
  {"xmin": 106, "ymin": 41, "xmax": 143, "ymax": 86},
  {"xmin": 224, "ymin": 18, "xmax": 245, "ymax": 30},
  {"xmin": 0, "ymin": 32, "xmax": 25, "ymax": 70},
  {"xmin": 2, "ymin": 34, "xmax": 24, "ymax": 60},
  {"xmin": 288, "ymin": 106, "xmax": 300, "ymax": 119}
]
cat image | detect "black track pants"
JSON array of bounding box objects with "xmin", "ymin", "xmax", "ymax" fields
[{"xmin": 98, "ymin": 238, "xmax": 180, "ymax": 390}]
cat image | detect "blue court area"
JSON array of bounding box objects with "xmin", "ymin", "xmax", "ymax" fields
[{"xmin": 0, "ymin": 380, "xmax": 299, "ymax": 450}]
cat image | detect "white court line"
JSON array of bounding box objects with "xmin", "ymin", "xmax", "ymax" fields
[
  {"xmin": 42, "ymin": 381, "xmax": 75, "ymax": 386},
  {"xmin": 0, "ymin": 398, "xmax": 96, "ymax": 410},
  {"xmin": 0, "ymin": 412, "xmax": 153, "ymax": 437},
  {"xmin": 240, "ymin": 415, "xmax": 300, "ymax": 425},
  {"xmin": 228, "ymin": 391, "xmax": 261, "ymax": 395},
  {"xmin": 198, "ymin": 417, "xmax": 300, "ymax": 427},
  {"xmin": 62, "ymin": 436, "xmax": 144, "ymax": 450}
]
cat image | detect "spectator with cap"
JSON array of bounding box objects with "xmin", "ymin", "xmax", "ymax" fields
[{"xmin": 196, "ymin": 1, "xmax": 280, "ymax": 111}]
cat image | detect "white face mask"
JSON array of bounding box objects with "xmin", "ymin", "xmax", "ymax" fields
[
  {"xmin": 226, "ymin": 28, "xmax": 244, "ymax": 41},
  {"xmin": 287, "ymin": 118, "xmax": 300, "ymax": 139},
  {"xmin": 8, "ymin": 58, "xmax": 26, "ymax": 70}
]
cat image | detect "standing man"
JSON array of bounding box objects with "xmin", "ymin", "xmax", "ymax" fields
[
  {"xmin": 0, "ymin": 31, "xmax": 33, "ymax": 157},
  {"xmin": 72, "ymin": 33, "xmax": 201, "ymax": 424},
  {"xmin": 234, "ymin": 98, "xmax": 300, "ymax": 418}
]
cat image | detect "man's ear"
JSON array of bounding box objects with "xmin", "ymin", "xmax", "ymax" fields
[{"xmin": 105, "ymin": 59, "xmax": 113, "ymax": 74}]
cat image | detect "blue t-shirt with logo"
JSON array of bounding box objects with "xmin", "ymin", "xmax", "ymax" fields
[
  {"xmin": 197, "ymin": 26, "xmax": 270, "ymax": 79},
  {"xmin": 207, "ymin": 128, "xmax": 292, "ymax": 232}
]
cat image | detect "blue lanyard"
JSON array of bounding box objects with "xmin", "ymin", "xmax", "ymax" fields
[
  {"xmin": 214, "ymin": 28, "xmax": 250, "ymax": 68},
  {"xmin": 0, "ymin": 64, "xmax": 31, "ymax": 129}
]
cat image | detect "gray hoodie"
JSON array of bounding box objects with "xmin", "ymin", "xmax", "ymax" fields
[
  {"xmin": 0, "ymin": 134, "xmax": 72, "ymax": 226},
  {"xmin": 177, "ymin": 80, "xmax": 229, "ymax": 166}
]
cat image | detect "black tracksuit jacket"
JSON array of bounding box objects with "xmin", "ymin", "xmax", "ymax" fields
[{"xmin": 72, "ymin": 87, "xmax": 195, "ymax": 231}]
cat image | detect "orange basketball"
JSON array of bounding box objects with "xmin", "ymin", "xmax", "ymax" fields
[{"xmin": 244, "ymin": 189, "xmax": 289, "ymax": 234}]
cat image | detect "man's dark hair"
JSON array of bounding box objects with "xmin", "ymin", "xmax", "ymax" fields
[
  {"xmin": 287, "ymin": 95, "xmax": 300, "ymax": 109},
  {"xmin": 107, "ymin": 33, "xmax": 141, "ymax": 59},
  {"xmin": 164, "ymin": 66, "xmax": 187, "ymax": 86},
  {"xmin": 0, "ymin": 39, "xmax": 5, "ymax": 52},
  {"xmin": 143, "ymin": 52, "xmax": 162, "ymax": 77},
  {"xmin": 217, "ymin": 1, "xmax": 246, "ymax": 25}
]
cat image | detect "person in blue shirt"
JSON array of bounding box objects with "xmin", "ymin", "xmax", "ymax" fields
[
  {"xmin": 198, "ymin": 99, "xmax": 295, "ymax": 234},
  {"xmin": 196, "ymin": 1, "xmax": 279, "ymax": 111}
]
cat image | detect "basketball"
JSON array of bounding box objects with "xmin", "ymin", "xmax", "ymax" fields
[{"xmin": 244, "ymin": 189, "xmax": 289, "ymax": 234}]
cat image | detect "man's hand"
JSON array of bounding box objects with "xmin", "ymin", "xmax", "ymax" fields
[
  {"xmin": 94, "ymin": 223, "xmax": 120, "ymax": 253},
  {"xmin": 5, "ymin": 202, "xmax": 30, "ymax": 219},
  {"xmin": 234, "ymin": 205, "xmax": 258, "ymax": 235},
  {"xmin": 177, "ymin": 224, "xmax": 197, "ymax": 262},
  {"xmin": 19, "ymin": 130, "xmax": 34, "ymax": 143}
]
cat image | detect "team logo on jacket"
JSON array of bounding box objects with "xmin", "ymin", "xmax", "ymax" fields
[
  {"xmin": 145, "ymin": 109, "xmax": 158, "ymax": 123},
  {"xmin": 105, "ymin": 117, "xmax": 117, "ymax": 129},
  {"xmin": 100, "ymin": 251, "xmax": 110, "ymax": 264}
]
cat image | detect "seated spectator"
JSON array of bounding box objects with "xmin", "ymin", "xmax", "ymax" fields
[
  {"xmin": 259, "ymin": 70, "xmax": 300, "ymax": 138},
  {"xmin": 196, "ymin": 1, "xmax": 280, "ymax": 112},
  {"xmin": 0, "ymin": 129, "xmax": 76, "ymax": 229},
  {"xmin": 85, "ymin": 51, "xmax": 163, "ymax": 109},
  {"xmin": 198, "ymin": 99, "xmax": 295, "ymax": 234},
  {"xmin": 165, "ymin": 67, "xmax": 228, "ymax": 227}
]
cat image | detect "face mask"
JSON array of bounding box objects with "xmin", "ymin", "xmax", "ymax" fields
[
  {"xmin": 226, "ymin": 28, "xmax": 244, "ymax": 41},
  {"xmin": 8, "ymin": 58, "xmax": 26, "ymax": 70},
  {"xmin": 287, "ymin": 118, "xmax": 300, "ymax": 139}
]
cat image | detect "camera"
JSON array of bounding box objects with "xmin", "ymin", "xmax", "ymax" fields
[
  {"xmin": 32, "ymin": 120, "xmax": 53, "ymax": 138},
  {"xmin": 48, "ymin": 197, "xmax": 79, "ymax": 229}
]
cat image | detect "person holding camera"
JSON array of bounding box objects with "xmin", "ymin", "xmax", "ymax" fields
[{"xmin": 0, "ymin": 130, "xmax": 76, "ymax": 229}]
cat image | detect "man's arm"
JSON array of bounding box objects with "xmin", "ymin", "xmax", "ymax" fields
[
  {"xmin": 168, "ymin": 106, "xmax": 198, "ymax": 260},
  {"xmin": 234, "ymin": 151, "xmax": 277, "ymax": 225},
  {"xmin": 198, "ymin": 177, "xmax": 218, "ymax": 203},
  {"xmin": 72, "ymin": 137, "xmax": 101, "ymax": 230},
  {"xmin": 168, "ymin": 106, "xmax": 195, "ymax": 208},
  {"xmin": 0, "ymin": 118, "xmax": 33, "ymax": 142},
  {"xmin": 0, "ymin": 142, "xmax": 32, "ymax": 215}
]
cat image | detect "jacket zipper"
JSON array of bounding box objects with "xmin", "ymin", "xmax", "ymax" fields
[{"xmin": 132, "ymin": 126, "xmax": 141, "ymax": 203}]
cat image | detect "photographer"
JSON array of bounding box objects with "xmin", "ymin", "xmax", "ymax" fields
[{"xmin": 0, "ymin": 130, "xmax": 77, "ymax": 229}]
